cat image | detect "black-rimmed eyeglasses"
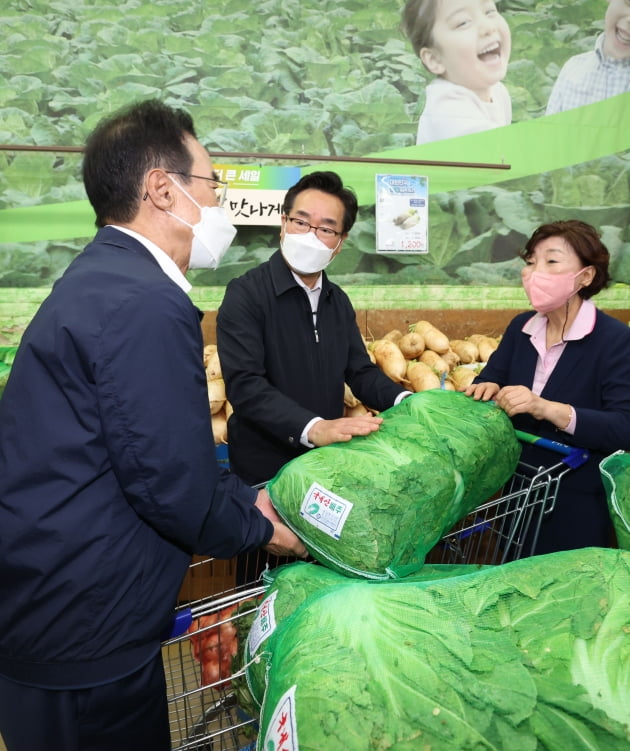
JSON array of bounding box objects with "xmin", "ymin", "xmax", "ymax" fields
[
  {"xmin": 285, "ymin": 216, "xmax": 342, "ymax": 240},
  {"xmin": 166, "ymin": 171, "xmax": 228, "ymax": 207}
]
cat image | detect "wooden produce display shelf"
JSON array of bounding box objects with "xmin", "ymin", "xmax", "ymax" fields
[{"xmin": 201, "ymin": 307, "xmax": 630, "ymax": 346}]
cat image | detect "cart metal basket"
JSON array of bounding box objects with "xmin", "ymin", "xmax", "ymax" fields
[
  {"xmin": 162, "ymin": 432, "xmax": 588, "ymax": 749},
  {"xmin": 427, "ymin": 431, "xmax": 589, "ymax": 565},
  {"xmin": 163, "ymin": 581, "xmax": 266, "ymax": 751}
]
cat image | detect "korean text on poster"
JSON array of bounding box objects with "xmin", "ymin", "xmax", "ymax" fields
[
  {"xmin": 375, "ymin": 174, "xmax": 428, "ymax": 254},
  {"xmin": 214, "ymin": 164, "xmax": 300, "ymax": 227}
]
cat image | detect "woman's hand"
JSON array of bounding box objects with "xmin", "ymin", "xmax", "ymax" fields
[
  {"xmin": 494, "ymin": 385, "xmax": 541, "ymax": 417},
  {"xmin": 495, "ymin": 385, "xmax": 573, "ymax": 430},
  {"xmin": 464, "ymin": 381, "xmax": 500, "ymax": 401}
]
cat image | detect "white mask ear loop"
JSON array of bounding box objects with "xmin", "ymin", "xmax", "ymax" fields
[{"xmin": 165, "ymin": 177, "xmax": 202, "ymax": 227}]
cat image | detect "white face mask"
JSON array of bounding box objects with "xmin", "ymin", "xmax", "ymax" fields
[
  {"xmin": 281, "ymin": 230, "xmax": 339, "ymax": 275},
  {"xmin": 167, "ymin": 178, "xmax": 236, "ymax": 269}
]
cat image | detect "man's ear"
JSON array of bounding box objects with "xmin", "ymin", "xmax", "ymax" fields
[
  {"xmin": 419, "ymin": 47, "xmax": 445, "ymax": 76},
  {"xmin": 143, "ymin": 169, "xmax": 173, "ymax": 209}
]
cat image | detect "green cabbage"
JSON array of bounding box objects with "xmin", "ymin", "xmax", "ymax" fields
[
  {"xmin": 258, "ymin": 548, "xmax": 630, "ymax": 750},
  {"xmin": 267, "ymin": 390, "xmax": 520, "ymax": 579},
  {"xmin": 245, "ymin": 560, "xmax": 488, "ymax": 709},
  {"xmin": 600, "ymin": 451, "xmax": 630, "ymax": 551}
]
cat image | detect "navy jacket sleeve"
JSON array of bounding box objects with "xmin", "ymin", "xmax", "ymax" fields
[{"xmin": 96, "ymin": 277, "xmax": 272, "ymax": 556}]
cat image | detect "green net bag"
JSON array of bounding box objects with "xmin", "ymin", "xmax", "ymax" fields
[
  {"xmin": 266, "ymin": 390, "xmax": 520, "ymax": 579},
  {"xmin": 245, "ymin": 560, "xmax": 489, "ymax": 710},
  {"xmin": 600, "ymin": 451, "xmax": 630, "ymax": 551},
  {"xmin": 258, "ymin": 548, "xmax": 630, "ymax": 751}
]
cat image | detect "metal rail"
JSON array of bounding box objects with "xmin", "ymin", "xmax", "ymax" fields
[{"xmin": 0, "ymin": 143, "xmax": 511, "ymax": 170}]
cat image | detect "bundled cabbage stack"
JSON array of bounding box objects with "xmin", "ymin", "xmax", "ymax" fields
[
  {"xmin": 267, "ymin": 390, "xmax": 520, "ymax": 578},
  {"xmin": 244, "ymin": 561, "xmax": 489, "ymax": 710},
  {"xmin": 257, "ymin": 548, "xmax": 630, "ymax": 751},
  {"xmin": 600, "ymin": 450, "xmax": 630, "ymax": 550}
]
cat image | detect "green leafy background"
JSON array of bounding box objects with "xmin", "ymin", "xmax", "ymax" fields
[{"xmin": 1, "ymin": 0, "xmax": 629, "ymax": 343}]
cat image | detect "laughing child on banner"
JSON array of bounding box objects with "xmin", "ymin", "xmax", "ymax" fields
[{"xmin": 401, "ymin": 0, "xmax": 512, "ymax": 145}]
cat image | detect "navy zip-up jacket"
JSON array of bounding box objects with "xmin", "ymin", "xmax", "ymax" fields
[
  {"xmin": 473, "ymin": 308, "xmax": 630, "ymax": 551},
  {"xmin": 216, "ymin": 250, "xmax": 407, "ymax": 485},
  {"xmin": 0, "ymin": 227, "xmax": 272, "ymax": 688}
]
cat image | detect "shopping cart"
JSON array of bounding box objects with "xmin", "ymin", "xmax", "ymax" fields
[
  {"xmin": 162, "ymin": 574, "xmax": 266, "ymax": 751},
  {"xmin": 162, "ymin": 431, "xmax": 588, "ymax": 749},
  {"xmin": 161, "ymin": 545, "xmax": 309, "ymax": 749},
  {"xmin": 427, "ymin": 431, "xmax": 589, "ymax": 565}
]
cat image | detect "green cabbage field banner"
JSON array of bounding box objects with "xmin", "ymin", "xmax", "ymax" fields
[{"xmin": 1, "ymin": 0, "xmax": 629, "ymax": 330}]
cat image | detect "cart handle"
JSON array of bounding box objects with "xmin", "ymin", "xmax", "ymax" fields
[
  {"xmin": 515, "ymin": 430, "xmax": 589, "ymax": 469},
  {"xmin": 161, "ymin": 608, "xmax": 193, "ymax": 641}
]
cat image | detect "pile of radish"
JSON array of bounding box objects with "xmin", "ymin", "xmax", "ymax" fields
[
  {"xmin": 346, "ymin": 320, "xmax": 499, "ymax": 416},
  {"xmin": 204, "ymin": 344, "xmax": 230, "ymax": 446},
  {"xmin": 203, "ymin": 321, "xmax": 500, "ymax": 444}
]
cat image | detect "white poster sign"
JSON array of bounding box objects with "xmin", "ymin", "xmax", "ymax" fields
[{"xmin": 375, "ymin": 174, "xmax": 429, "ymax": 254}]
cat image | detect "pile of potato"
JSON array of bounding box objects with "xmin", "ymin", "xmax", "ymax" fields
[
  {"xmin": 204, "ymin": 321, "xmax": 500, "ymax": 444},
  {"xmin": 345, "ymin": 320, "xmax": 499, "ymax": 417}
]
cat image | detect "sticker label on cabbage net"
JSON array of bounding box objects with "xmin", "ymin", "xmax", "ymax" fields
[
  {"xmin": 248, "ymin": 590, "xmax": 278, "ymax": 656},
  {"xmin": 299, "ymin": 483, "xmax": 353, "ymax": 539},
  {"xmin": 264, "ymin": 684, "xmax": 299, "ymax": 751}
]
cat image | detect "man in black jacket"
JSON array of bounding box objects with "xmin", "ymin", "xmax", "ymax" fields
[{"xmin": 217, "ymin": 171, "xmax": 410, "ymax": 488}]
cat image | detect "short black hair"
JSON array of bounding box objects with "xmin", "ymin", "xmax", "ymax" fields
[
  {"xmin": 282, "ymin": 171, "xmax": 358, "ymax": 234},
  {"xmin": 82, "ymin": 99, "xmax": 197, "ymax": 227}
]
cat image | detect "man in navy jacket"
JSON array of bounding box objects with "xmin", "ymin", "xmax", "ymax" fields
[{"xmin": 0, "ymin": 100, "xmax": 305, "ymax": 751}]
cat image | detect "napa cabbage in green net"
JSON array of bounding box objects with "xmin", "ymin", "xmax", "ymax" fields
[
  {"xmin": 266, "ymin": 390, "xmax": 520, "ymax": 578},
  {"xmin": 258, "ymin": 548, "xmax": 630, "ymax": 751},
  {"xmin": 245, "ymin": 560, "xmax": 486, "ymax": 710},
  {"xmin": 600, "ymin": 451, "xmax": 630, "ymax": 550}
]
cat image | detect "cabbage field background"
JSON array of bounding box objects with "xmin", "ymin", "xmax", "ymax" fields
[{"xmin": 1, "ymin": 0, "xmax": 629, "ymax": 292}]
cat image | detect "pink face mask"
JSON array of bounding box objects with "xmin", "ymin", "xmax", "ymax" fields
[{"xmin": 522, "ymin": 269, "xmax": 586, "ymax": 314}]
